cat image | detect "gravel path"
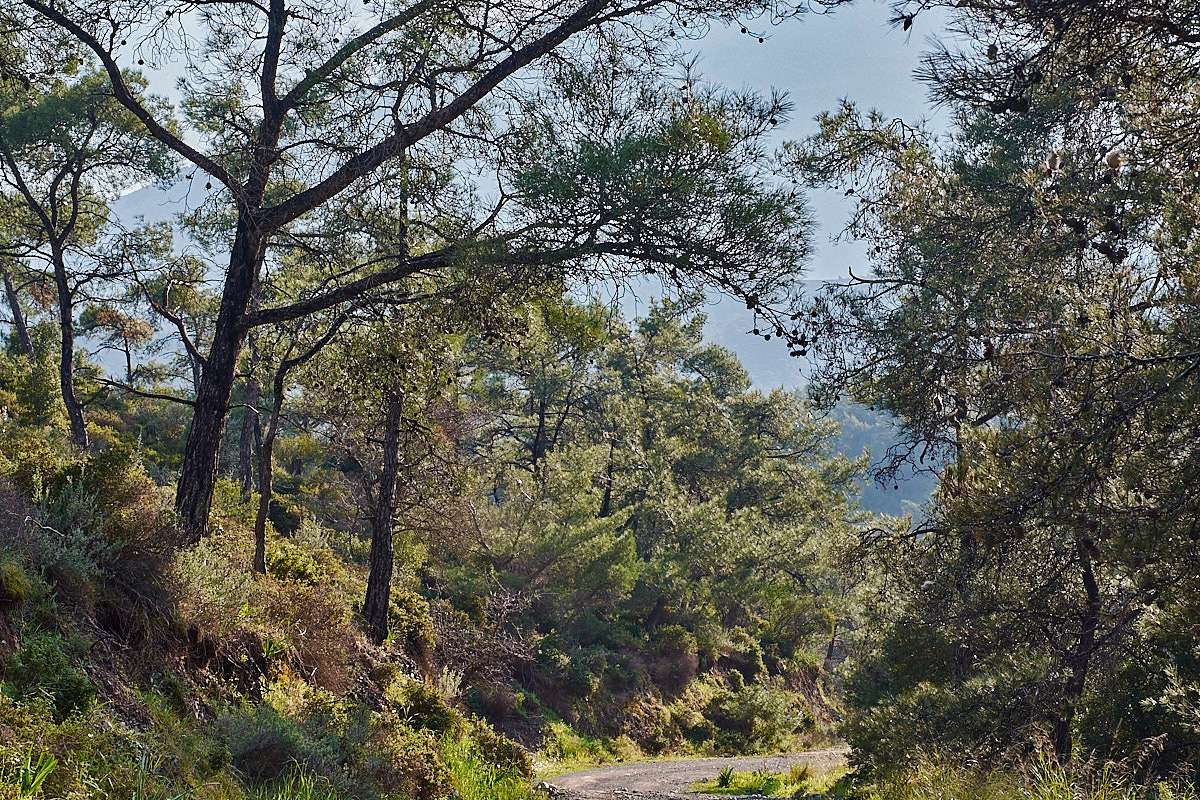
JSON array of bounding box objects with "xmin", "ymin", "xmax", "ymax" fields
[{"xmin": 543, "ymin": 747, "xmax": 850, "ymax": 799}]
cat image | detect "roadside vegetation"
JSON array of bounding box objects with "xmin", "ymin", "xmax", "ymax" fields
[
  {"xmin": 0, "ymin": 303, "xmax": 853, "ymax": 799},
  {"xmin": 3, "ymin": 0, "xmax": 1200, "ymax": 797},
  {"xmin": 695, "ymin": 762, "xmax": 849, "ymax": 797}
]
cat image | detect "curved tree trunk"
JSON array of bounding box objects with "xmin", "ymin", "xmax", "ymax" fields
[
  {"xmin": 2, "ymin": 264, "xmax": 34, "ymax": 358},
  {"xmin": 51, "ymin": 248, "xmax": 87, "ymax": 449},
  {"xmin": 363, "ymin": 394, "xmax": 403, "ymax": 645}
]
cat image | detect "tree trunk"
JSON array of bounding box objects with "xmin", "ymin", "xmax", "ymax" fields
[
  {"xmin": 599, "ymin": 439, "xmax": 615, "ymax": 517},
  {"xmin": 252, "ymin": 381, "xmax": 284, "ymax": 575},
  {"xmin": 175, "ymin": 222, "xmax": 261, "ymax": 542},
  {"xmin": 1052, "ymin": 536, "xmax": 1101, "ymax": 760},
  {"xmin": 51, "ymin": 248, "xmax": 87, "ymax": 449},
  {"xmin": 2, "ymin": 264, "xmax": 34, "ymax": 358},
  {"xmin": 363, "ymin": 395, "xmax": 403, "ymax": 645},
  {"xmin": 239, "ymin": 375, "xmax": 261, "ymax": 503},
  {"xmin": 123, "ymin": 338, "xmax": 134, "ymax": 384},
  {"xmin": 530, "ymin": 393, "xmax": 547, "ymax": 470},
  {"xmin": 823, "ymin": 620, "xmax": 840, "ymax": 672}
]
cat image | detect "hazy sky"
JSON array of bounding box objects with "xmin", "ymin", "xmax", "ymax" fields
[
  {"xmin": 665, "ymin": 2, "xmax": 947, "ymax": 384},
  {"xmin": 692, "ymin": 2, "xmax": 944, "ymax": 280}
]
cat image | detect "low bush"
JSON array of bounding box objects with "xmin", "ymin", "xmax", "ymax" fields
[
  {"xmin": 852, "ymin": 753, "xmax": 1200, "ymax": 800},
  {"xmin": 704, "ymin": 676, "xmax": 805, "ymax": 754},
  {"xmin": 1, "ymin": 630, "xmax": 95, "ymax": 721},
  {"xmin": 442, "ymin": 733, "xmax": 532, "ymax": 800},
  {"xmin": 0, "ymin": 560, "xmax": 31, "ymax": 608},
  {"xmin": 360, "ymin": 727, "xmax": 453, "ymax": 800},
  {"xmin": 388, "ymin": 678, "xmax": 464, "ymax": 735}
]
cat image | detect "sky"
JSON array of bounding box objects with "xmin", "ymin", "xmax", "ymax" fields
[
  {"xmin": 693, "ymin": 2, "xmax": 942, "ymax": 279},
  {"xmin": 675, "ymin": 2, "xmax": 945, "ymax": 385}
]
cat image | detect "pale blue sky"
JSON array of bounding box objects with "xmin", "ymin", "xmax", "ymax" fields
[{"xmin": 693, "ymin": 1, "xmax": 944, "ymax": 280}]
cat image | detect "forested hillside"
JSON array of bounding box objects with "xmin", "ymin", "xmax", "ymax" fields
[
  {"xmin": 2, "ymin": 0, "xmax": 1200, "ymax": 799},
  {"xmin": 0, "ymin": 293, "xmax": 865, "ymax": 797}
]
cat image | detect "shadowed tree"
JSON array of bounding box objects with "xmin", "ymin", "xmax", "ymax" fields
[{"xmin": 787, "ymin": 0, "xmax": 1200, "ymax": 757}]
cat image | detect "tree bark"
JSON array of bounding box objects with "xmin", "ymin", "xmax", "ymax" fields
[
  {"xmin": 2, "ymin": 264, "xmax": 34, "ymax": 358},
  {"xmin": 175, "ymin": 222, "xmax": 262, "ymax": 542},
  {"xmin": 599, "ymin": 438, "xmax": 615, "ymax": 518},
  {"xmin": 252, "ymin": 381, "xmax": 285, "ymax": 575},
  {"xmin": 1052, "ymin": 536, "xmax": 1101, "ymax": 760},
  {"xmin": 239, "ymin": 375, "xmax": 261, "ymax": 503},
  {"xmin": 51, "ymin": 246, "xmax": 87, "ymax": 449},
  {"xmin": 363, "ymin": 394, "xmax": 403, "ymax": 645}
]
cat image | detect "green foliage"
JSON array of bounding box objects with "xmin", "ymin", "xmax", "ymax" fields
[
  {"xmin": 1, "ymin": 630, "xmax": 94, "ymax": 721},
  {"xmin": 538, "ymin": 721, "xmax": 641, "ymax": 773},
  {"xmin": 3, "ymin": 750, "xmax": 57, "ymax": 798},
  {"xmin": 251, "ymin": 771, "xmax": 341, "ymax": 800},
  {"xmin": 850, "ymin": 754, "xmax": 1200, "ymax": 800},
  {"xmin": 266, "ymin": 538, "xmax": 347, "ymax": 588},
  {"xmin": 0, "ymin": 561, "xmax": 31, "ymax": 607},
  {"xmin": 694, "ymin": 762, "xmax": 846, "ymax": 798},
  {"xmin": 387, "ymin": 590, "xmax": 436, "ymax": 665},
  {"xmin": 702, "ymin": 677, "xmax": 807, "ymax": 754},
  {"xmin": 387, "ymin": 679, "xmax": 463, "ymax": 736},
  {"xmin": 442, "ymin": 726, "xmax": 533, "ymax": 800}
]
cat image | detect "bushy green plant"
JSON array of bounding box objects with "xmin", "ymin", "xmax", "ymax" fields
[
  {"xmin": 539, "ymin": 721, "xmax": 639, "ymax": 770},
  {"xmin": 849, "ymin": 754, "xmax": 1200, "ymax": 800},
  {"xmin": 3, "ymin": 750, "xmax": 57, "ymax": 798},
  {"xmin": 387, "ymin": 679, "xmax": 463, "ymax": 735},
  {"xmin": 467, "ymin": 720, "xmax": 532, "ymax": 780},
  {"xmin": 218, "ymin": 702, "xmax": 346, "ymax": 783},
  {"xmin": 0, "ymin": 561, "xmax": 31, "ymax": 607},
  {"xmin": 442, "ymin": 735, "xmax": 531, "ymax": 800},
  {"xmin": 1, "ymin": 630, "xmax": 95, "ymax": 721},
  {"xmin": 266, "ymin": 538, "xmax": 347, "ymax": 588},
  {"xmin": 704, "ymin": 677, "xmax": 803, "ymax": 754},
  {"xmin": 359, "ymin": 728, "xmax": 453, "ymax": 800},
  {"xmin": 220, "ymin": 704, "xmax": 312, "ymax": 782},
  {"xmin": 251, "ymin": 770, "xmax": 342, "ymax": 800},
  {"xmin": 843, "ymin": 676, "xmax": 1040, "ymax": 775},
  {"xmin": 651, "ymin": 624, "xmax": 700, "ymax": 691},
  {"xmin": 388, "ymin": 590, "xmax": 436, "ymax": 666}
]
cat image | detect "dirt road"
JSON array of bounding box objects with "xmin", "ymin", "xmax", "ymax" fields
[{"xmin": 545, "ymin": 747, "xmax": 849, "ymax": 799}]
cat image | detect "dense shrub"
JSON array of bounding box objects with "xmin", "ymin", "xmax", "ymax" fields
[
  {"xmin": 388, "ymin": 589, "xmax": 436, "ymax": 669},
  {"xmin": 703, "ymin": 676, "xmax": 805, "ymax": 754},
  {"xmin": 1, "ymin": 630, "xmax": 95, "ymax": 721},
  {"xmin": 843, "ymin": 676, "xmax": 1042, "ymax": 774},
  {"xmin": 0, "ymin": 560, "xmax": 31, "ymax": 608},
  {"xmin": 359, "ymin": 723, "xmax": 454, "ymax": 800},
  {"xmin": 388, "ymin": 678, "xmax": 464, "ymax": 735},
  {"xmin": 469, "ymin": 719, "xmax": 533, "ymax": 779},
  {"xmin": 717, "ymin": 628, "xmax": 766, "ymax": 682},
  {"xmin": 651, "ymin": 624, "xmax": 700, "ymax": 691}
]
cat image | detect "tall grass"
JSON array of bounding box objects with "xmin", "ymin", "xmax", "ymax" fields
[
  {"xmin": 442, "ymin": 736, "xmax": 533, "ymax": 800},
  {"xmin": 250, "ymin": 771, "xmax": 342, "ymax": 800},
  {"xmin": 865, "ymin": 753, "xmax": 1199, "ymax": 800},
  {"xmin": 537, "ymin": 720, "xmax": 642, "ymax": 773}
]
